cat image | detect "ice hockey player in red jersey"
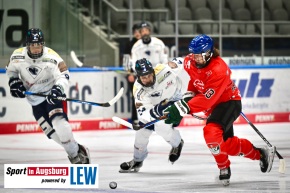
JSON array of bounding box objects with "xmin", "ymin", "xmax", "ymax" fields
[{"xmin": 164, "ymin": 34, "xmax": 276, "ymax": 186}]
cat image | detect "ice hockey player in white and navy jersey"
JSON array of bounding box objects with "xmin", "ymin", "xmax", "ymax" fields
[
  {"xmin": 6, "ymin": 28, "xmax": 90, "ymax": 164},
  {"xmin": 131, "ymin": 21, "xmax": 168, "ymax": 71},
  {"xmin": 119, "ymin": 58, "xmax": 184, "ymax": 173}
]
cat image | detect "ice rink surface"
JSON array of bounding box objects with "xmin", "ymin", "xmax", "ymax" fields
[{"xmin": 0, "ymin": 123, "xmax": 289, "ymax": 193}]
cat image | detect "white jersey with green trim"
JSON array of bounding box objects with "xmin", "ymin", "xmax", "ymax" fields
[
  {"xmin": 6, "ymin": 46, "xmax": 66, "ymax": 106},
  {"xmin": 133, "ymin": 63, "xmax": 183, "ymax": 123}
]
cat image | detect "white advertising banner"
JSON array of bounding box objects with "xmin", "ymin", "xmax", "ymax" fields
[
  {"xmin": 230, "ymin": 67, "xmax": 290, "ymax": 113},
  {"xmin": 4, "ymin": 164, "xmax": 99, "ymax": 188},
  {"xmin": 223, "ymin": 56, "xmax": 290, "ymax": 65},
  {"xmin": 0, "ymin": 71, "xmax": 131, "ymax": 123},
  {"xmin": 0, "ymin": 66, "xmax": 290, "ymax": 134}
]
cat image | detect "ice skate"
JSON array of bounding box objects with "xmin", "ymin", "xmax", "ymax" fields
[
  {"xmin": 219, "ymin": 167, "xmax": 231, "ymax": 186},
  {"xmin": 68, "ymin": 144, "xmax": 91, "ymax": 164},
  {"xmin": 258, "ymin": 145, "xmax": 276, "ymax": 173},
  {"xmin": 169, "ymin": 139, "xmax": 184, "ymax": 164},
  {"xmin": 119, "ymin": 159, "xmax": 143, "ymax": 173}
]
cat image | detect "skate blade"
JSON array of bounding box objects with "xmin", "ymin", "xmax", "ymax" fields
[
  {"xmin": 221, "ymin": 179, "xmax": 230, "ymax": 186},
  {"xmin": 168, "ymin": 159, "xmax": 175, "ymax": 165},
  {"xmin": 119, "ymin": 169, "xmax": 140, "ymax": 173}
]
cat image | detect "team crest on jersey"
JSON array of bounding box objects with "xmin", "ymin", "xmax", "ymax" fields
[
  {"xmin": 150, "ymin": 90, "xmax": 163, "ymax": 97},
  {"xmin": 207, "ymin": 143, "xmax": 220, "ymax": 155},
  {"xmin": 193, "ymin": 79, "xmax": 205, "ymax": 91},
  {"xmin": 26, "ymin": 66, "xmax": 42, "ymax": 79}
]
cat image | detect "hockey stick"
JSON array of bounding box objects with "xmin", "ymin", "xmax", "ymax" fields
[
  {"xmin": 195, "ymin": 112, "xmax": 286, "ymax": 173},
  {"xmin": 25, "ymin": 87, "xmax": 124, "ymax": 107},
  {"xmin": 70, "ymin": 51, "xmax": 83, "ymax": 67},
  {"xmin": 71, "ymin": 50, "xmax": 134, "ymax": 75},
  {"xmin": 240, "ymin": 112, "xmax": 286, "ymax": 174},
  {"xmin": 112, "ymin": 115, "xmax": 167, "ymax": 130},
  {"xmin": 112, "ymin": 113, "xmax": 206, "ymax": 130}
]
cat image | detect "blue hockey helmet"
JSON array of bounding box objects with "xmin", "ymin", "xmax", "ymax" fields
[
  {"xmin": 188, "ymin": 34, "xmax": 214, "ymax": 66},
  {"xmin": 189, "ymin": 34, "xmax": 213, "ymax": 54}
]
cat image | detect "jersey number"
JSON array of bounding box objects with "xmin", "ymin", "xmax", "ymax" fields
[{"xmin": 205, "ymin": 89, "xmax": 215, "ymax": 99}]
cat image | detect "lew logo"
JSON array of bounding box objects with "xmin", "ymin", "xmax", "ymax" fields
[
  {"xmin": 233, "ymin": 72, "xmax": 274, "ymax": 98},
  {"xmin": 4, "ymin": 164, "xmax": 99, "ymax": 188}
]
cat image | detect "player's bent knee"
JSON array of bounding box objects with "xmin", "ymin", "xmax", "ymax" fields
[{"xmin": 48, "ymin": 108, "xmax": 68, "ymax": 122}]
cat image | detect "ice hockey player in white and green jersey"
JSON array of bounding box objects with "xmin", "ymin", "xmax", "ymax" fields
[
  {"xmin": 6, "ymin": 28, "xmax": 90, "ymax": 164},
  {"xmin": 119, "ymin": 58, "xmax": 184, "ymax": 173}
]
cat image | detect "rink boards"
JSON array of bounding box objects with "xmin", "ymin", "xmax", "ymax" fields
[{"xmin": 0, "ymin": 66, "xmax": 290, "ymax": 134}]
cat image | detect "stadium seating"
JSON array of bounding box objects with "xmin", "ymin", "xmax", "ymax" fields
[
  {"xmin": 207, "ymin": 0, "xmax": 225, "ymax": 12},
  {"xmin": 213, "ymin": 8, "xmax": 232, "ymax": 20},
  {"xmin": 154, "ymin": 21, "xmax": 175, "ymax": 34},
  {"xmin": 265, "ymin": 0, "xmax": 283, "ymax": 12},
  {"xmin": 227, "ymin": 0, "xmax": 246, "ymax": 12},
  {"xmin": 278, "ymin": 24, "xmax": 290, "ymax": 34},
  {"xmin": 100, "ymin": 0, "xmax": 290, "ymax": 35}
]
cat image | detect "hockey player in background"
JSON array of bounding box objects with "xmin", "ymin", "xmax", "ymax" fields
[
  {"xmin": 123, "ymin": 23, "xmax": 142, "ymax": 124},
  {"xmin": 119, "ymin": 58, "xmax": 184, "ymax": 173},
  {"xmin": 164, "ymin": 34, "xmax": 276, "ymax": 185},
  {"xmin": 6, "ymin": 28, "xmax": 90, "ymax": 164},
  {"xmin": 131, "ymin": 21, "xmax": 168, "ymax": 70}
]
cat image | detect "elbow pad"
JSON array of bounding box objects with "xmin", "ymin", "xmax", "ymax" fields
[{"xmin": 55, "ymin": 70, "xmax": 69, "ymax": 93}]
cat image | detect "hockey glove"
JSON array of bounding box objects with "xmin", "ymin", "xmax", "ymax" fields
[
  {"xmin": 46, "ymin": 85, "xmax": 65, "ymax": 105},
  {"xmin": 9, "ymin": 78, "xmax": 26, "ymax": 98},
  {"xmin": 149, "ymin": 99, "xmax": 173, "ymax": 119},
  {"xmin": 164, "ymin": 99, "xmax": 190, "ymax": 125}
]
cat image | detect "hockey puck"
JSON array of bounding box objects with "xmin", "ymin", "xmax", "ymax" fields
[{"xmin": 109, "ymin": 181, "xmax": 117, "ymax": 189}]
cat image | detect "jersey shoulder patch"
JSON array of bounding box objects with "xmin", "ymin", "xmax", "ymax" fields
[
  {"xmin": 154, "ymin": 63, "xmax": 166, "ymax": 75},
  {"xmin": 12, "ymin": 47, "xmax": 24, "ymax": 55},
  {"xmin": 11, "ymin": 48, "xmax": 25, "ymax": 61},
  {"xmin": 47, "ymin": 48, "xmax": 61, "ymax": 58}
]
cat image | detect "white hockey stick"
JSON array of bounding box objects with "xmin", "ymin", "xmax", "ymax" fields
[
  {"xmin": 112, "ymin": 115, "xmax": 167, "ymax": 130},
  {"xmin": 70, "ymin": 50, "xmax": 83, "ymax": 67},
  {"xmin": 112, "ymin": 116, "xmax": 134, "ymax": 129}
]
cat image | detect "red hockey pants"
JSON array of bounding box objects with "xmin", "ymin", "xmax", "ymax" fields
[{"xmin": 203, "ymin": 123, "xmax": 261, "ymax": 169}]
